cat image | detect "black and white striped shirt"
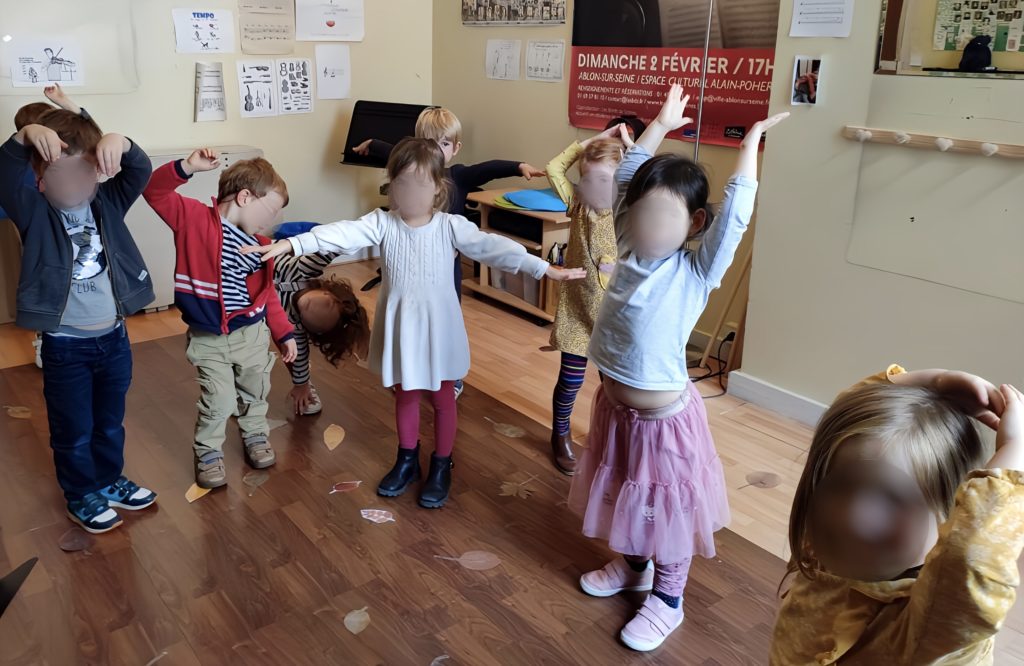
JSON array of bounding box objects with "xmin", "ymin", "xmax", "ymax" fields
[
  {"xmin": 274, "ymin": 253, "xmax": 337, "ymax": 385},
  {"xmin": 220, "ymin": 220, "xmax": 262, "ymax": 312}
]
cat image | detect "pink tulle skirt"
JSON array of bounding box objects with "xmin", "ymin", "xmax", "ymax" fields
[{"xmin": 568, "ymin": 382, "xmax": 730, "ymax": 563}]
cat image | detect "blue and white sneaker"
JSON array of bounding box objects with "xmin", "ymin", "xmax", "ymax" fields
[
  {"xmin": 99, "ymin": 476, "xmax": 157, "ymax": 511},
  {"xmin": 67, "ymin": 493, "xmax": 122, "ymax": 534},
  {"xmin": 454, "ymin": 379, "xmax": 465, "ymax": 400}
]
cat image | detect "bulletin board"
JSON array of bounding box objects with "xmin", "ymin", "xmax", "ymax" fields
[
  {"xmin": 846, "ymin": 144, "xmax": 1024, "ymax": 303},
  {"xmin": 0, "ymin": 0, "xmax": 139, "ymax": 95}
]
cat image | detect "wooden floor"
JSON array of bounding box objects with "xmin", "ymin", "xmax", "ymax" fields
[{"xmin": 0, "ymin": 334, "xmax": 784, "ymax": 665}]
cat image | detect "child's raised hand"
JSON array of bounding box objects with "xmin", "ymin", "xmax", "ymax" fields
[
  {"xmin": 21, "ymin": 124, "xmax": 67, "ymax": 163},
  {"xmin": 744, "ymin": 113, "xmax": 790, "ymax": 145},
  {"xmin": 545, "ymin": 266, "xmax": 587, "ymax": 282},
  {"xmin": 519, "ymin": 163, "xmax": 546, "ymax": 180},
  {"xmin": 581, "ymin": 124, "xmax": 625, "ymax": 149},
  {"xmin": 280, "ymin": 339, "xmax": 298, "ymax": 364},
  {"xmin": 618, "ymin": 123, "xmax": 635, "ymax": 149},
  {"xmin": 933, "ymin": 370, "xmax": 1005, "ymax": 430},
  {"xmin": 352, "ymin": 139, "xmax": 373, "ymax": 156},
  {"xmin": 654, "ymin": 84, "xmax": 693, "ymax": 132},
  {"xmin": 241, "ymin": 239, "xmax": 294, "ymax": 262},
  {"xmin": 183, "ymin": 148, "xmax": 220, "ymax": 175},
  {"xmin": 43, "ymin": 83, "xmax": 76, "ymax": 112},
  {"xmin": 95, "ymin": 133, "xmax": 129, "ymax": 178},
  {"xmin": 996, "ymin": 385, "xmax": 1023, "ymax": 451}
]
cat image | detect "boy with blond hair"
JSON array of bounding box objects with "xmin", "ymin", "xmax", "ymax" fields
[{"xmin": 144, "ymin": 149, "xmax": 297, "ymax": 489}]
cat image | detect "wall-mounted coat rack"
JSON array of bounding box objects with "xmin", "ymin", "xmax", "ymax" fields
[{"xmin": 842, "ymin": 125, "xmax": 1024, "ymax": 158}]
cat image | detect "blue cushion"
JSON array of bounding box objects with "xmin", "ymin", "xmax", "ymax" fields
[
  {"xmin": 503, "ymin": 188, "xmax": 567, "ymax": 213},
  {"xmin": 273, "ymin": 222, "xmax": 318, "ymax": 240}
]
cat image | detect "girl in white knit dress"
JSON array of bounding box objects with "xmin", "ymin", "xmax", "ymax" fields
[{"xmin": 249, "ymin": 138, "xmax": 584, "ymax": 508}]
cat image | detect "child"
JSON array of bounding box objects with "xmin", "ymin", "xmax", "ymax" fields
[
  {"xmin": 567, "ymin": 85, "xmax": 788, "ymax": 652},
  {"xmin": 545, "ymin": 123, "xmax": 629, "ymax": 475},
  {"xmin": 143, "ymin": 148, "xmax": 298, "ymax": 489},
  {"xmin": 10, "ymin": 84, "xmax": 94, "ymax": 369},
  {"xmin": 0, "ymin": 109, "xmax": 158, "ymax": 534},
  {"xmin": 273, "ymin": 254, "xmax": 371, "ymax": 415},
  {"xmin": 772, "ymin": 366, "xmax": 1024, "ymax": 665},
  {"xmin": 248, "ymin": 138, "xmax": 584, "ymax": 509},
  {"xmin": 353, "ymin": 106, "xmax": 546, "ymax": 398}
]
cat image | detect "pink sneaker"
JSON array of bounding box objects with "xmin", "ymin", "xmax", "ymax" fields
[
  {"xmin": 580, "ymin": 558, "xmax": 654, "ymax": 597},
  {"xmin": 620, "ymin": 595, "xmax": 684, "ymax": 652}
]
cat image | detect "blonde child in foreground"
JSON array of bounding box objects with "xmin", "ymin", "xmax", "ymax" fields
[
  {"xmin": 568, "ymin": 84, "xmax": 788, "ymax": 652},
  {"xmin": 772, "ymin": 365, "xmax": 1024, "ymax": 665},
  {"xmin": 247, "ymin": 138, "xmax": 584, "ymax": 509}
]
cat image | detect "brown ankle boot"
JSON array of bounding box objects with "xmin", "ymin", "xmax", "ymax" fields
[{"xmin": 551, "ymin": 430, "xmax": 577, "ymax": 476}]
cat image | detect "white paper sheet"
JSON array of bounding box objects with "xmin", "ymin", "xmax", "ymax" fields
[
  {"xmin": 296, "ymin": 0, "xmax": 365, "ymax": 41},
  {"xmin": 173, "ymin": 8, "xmax": 236, "ymax": 53},
  {"xmin": 525, "ymin": 40, "xmax": 564, "ymax": 82},
  {"xmin": 239, "ymin": 0, "xmax": 295, "ymax": 54},
  {"xmin": 237, "ymin": 60, "xmax": 277, "ymax": 117},
  {"xmin": 195, "ymin": 62, "xmax": 227, "ymax": 122},
  {"xmin": 9, "ymin": 38, "xmax": 85, "ymax": 87},
  {"xmin": 789, "ymin": 0, "xmax": 854, "ymax": 37},
  {"xmin": 315, "ymin": 44, "xmax": 351, "ymax": 99},
  {"xmin": 276, "ymin": 58, "xmax": 314, "ymax": 114},
  {"xmin": 485, "ymin": 39, "xmax": 521, "ymax": 81}
]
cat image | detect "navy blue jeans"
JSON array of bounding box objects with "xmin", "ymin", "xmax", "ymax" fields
[{"xmin": 41, "ymin": 326, "xmax": 132, "ymax": 501}]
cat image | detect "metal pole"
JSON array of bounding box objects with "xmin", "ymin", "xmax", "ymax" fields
[{"xmin": 693, "ymin": 0, "xmax": 715, "ymax": 162}]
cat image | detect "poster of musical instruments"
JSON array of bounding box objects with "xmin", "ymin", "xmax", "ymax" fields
[
  {"xmin": 9, "ymin": 38, "xmax": 85, "ymax": 87},
  {"xmin": 237, "ymin": 58, "xmax": 313, "ymax": 118}
]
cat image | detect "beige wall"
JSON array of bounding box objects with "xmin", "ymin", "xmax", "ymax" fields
[
  {"xmin": 0, "ymin": 0, "xmax": 432, "ymax": 225},
  {"xmin": 431, "ymin": 0, "xmax": 758, "ymax": 348},
  {"xmin": 743, "ymin": 0, "xmax": 1024, "ymax": 406}
]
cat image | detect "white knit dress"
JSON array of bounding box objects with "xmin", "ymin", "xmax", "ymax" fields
[{"xmin": 288, "ymin": 209, "xmax": 550, "ymax": 391}]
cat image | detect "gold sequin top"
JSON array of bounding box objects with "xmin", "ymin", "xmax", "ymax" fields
[
  {"xmin": 771, "ymin": 365, "xmax": 1024, "ymax": 665},
  {"xmin": 546, "ymin": 142, "xmax": 617, "ymax": 358}
]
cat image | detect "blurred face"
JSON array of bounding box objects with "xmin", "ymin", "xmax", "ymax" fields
[
  {"xmin": 39, "ymin": 153, "xmax": 98, "ymax": 210},
  {"xmin": 296, "ymin": 289, "xmax": 341, "ymax": 334},
  {"xmin": 809, "ymin": 438, "xmax": 938, "ymax": 581},
  {"xmin": 233, "ymin": 189, "xmax": 285, "ymax": 235},
  {"xmin": 389, "ymin": 165, "xmax": 439, "ymax": 221},
  {"xmin": 577, "ymin": 160, "xmax": 617, "ymax": 211},
  {"xmin": 628, "ymin": 188, "xmax": 705, "ymax": 260}
]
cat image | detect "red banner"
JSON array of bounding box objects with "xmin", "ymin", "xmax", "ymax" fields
[{"xmin": 569, "ymin": 46, "xmax": 775, "ymax": 148}]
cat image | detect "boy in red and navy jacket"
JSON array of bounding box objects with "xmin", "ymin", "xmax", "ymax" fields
[{"xmin": 143, "ymin": 148, "xmax": 297, "ymax": 489}]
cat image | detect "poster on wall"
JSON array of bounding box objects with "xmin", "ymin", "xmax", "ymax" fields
[
  {"xmin": 569, "ymin": 0, "xmax": 780, "ymax": 148},
  {"xmin": 296, "ymin": 0, "xmax": 365, "ymax": 41},
  {"xmin": 462, "ymin": 0, "xmax": 567, "ymax": 25},
  {"xmin": 526, "ymin": 40, "xmax": 565, "ymax": 81},
  {"xmin": 933, "ymin": 0, "xmax": 1024, "ymax": 51},
  {"xmin": 486, "ymin": 39, "xmax": 522, "ymax": 80},
  {"xmin": 315, "ymin": 44, "xmax": 351, "ymax": 99},
  {"xmin": 9, "ymin": 38, "xmax": 85, "ymax": 87},
  {"xmin": 239, "ymin": 0, "xmax": 296, "ymax": 55},
  {"xmin": 172, "ymin": 9, "xmax": 236, "ymax": 53}
]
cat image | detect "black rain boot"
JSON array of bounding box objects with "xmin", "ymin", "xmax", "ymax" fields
[
  {"xmin": 377, "ymin": 443, "xmax": 421, "ymax": 497},
  {"xmin": 418, "ymin": 453, "xmax": 453, "ymax": 509}
]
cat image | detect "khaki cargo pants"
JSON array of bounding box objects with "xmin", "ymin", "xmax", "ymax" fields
[{"xmin": 185, "ymin": 323, "xmax": 275, "ymax": 458}]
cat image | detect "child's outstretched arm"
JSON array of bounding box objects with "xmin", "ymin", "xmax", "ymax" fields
[
  {"xmin": 352, "ymin": 138, "xmax": 395, "ymax": 161},
  {"xmin": 142, "ymin": 148, "xmax": 220, "ymax": 231},
  {"xmin": 450, "ymin": 215, "xmax": 585, "ymax": 282},
  {"xmin": 888, "ymin": 384, "xmax": 1024, "ymax": 662},
  {"xmin": 245, "ymin": 210, "xmax": 387, "ymax": 262},
  {"xmin": 692, "ymin": 112, "xmax": 789, "ymax": 287}
]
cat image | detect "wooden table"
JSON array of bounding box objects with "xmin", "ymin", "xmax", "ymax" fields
[{"xmin": 464, "ymin": 189, "xmax": 570, "ymax": 323}]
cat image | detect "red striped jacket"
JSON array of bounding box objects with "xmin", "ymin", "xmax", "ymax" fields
[{"xmin": 142, "ymin": 161, "xmax": 294, "ymax": 345}]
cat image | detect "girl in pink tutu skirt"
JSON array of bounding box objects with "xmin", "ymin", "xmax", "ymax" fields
[{"xmin": 568, "ymin": 84, "xmax": 788, "ymax": 652}]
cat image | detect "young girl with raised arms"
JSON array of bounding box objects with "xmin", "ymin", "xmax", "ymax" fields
[
  {"xmin": 248, "ymin": 138, "xmax": 583, "ymax": 509},
  {"xmin": 772, "ymin": 366, "xmax": 1024, "ymax": 665},
  {"xmin": 567, "ymin": 84, "xmax": 788, "ymax": 652}
]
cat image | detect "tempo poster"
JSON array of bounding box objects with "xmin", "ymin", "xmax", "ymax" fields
[{"xmin": 569, "ymin": 0, "xmax": 780, "ymax": 147}]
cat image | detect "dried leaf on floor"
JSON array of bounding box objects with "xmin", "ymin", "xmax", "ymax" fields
[
  {"xmin": 324, "ymin": 424, "xmax": 346, "ymax": 451},
  {"xmin": 484, "ymin": 417, "xmax": 525, "ymax": 439},
  {"xmin": 538, "ymin": 345, "xmax": 556, "ymax": 352},
  {"xmin": 360, "ymin": 509, "xmax": 395, "ymax": 524},
  {"xmin": 344, "ymin": 606, "xmax": 370, "ymax": 634},
  {"xmin": 434, "ymin": 550, "xmax": 501, "ymax": 571},
  {"xmin": 2, "ymin": 405, "xmax": 32, "ymax": 419},
  {"xmin": 329, "ymin": 480, "xmax": 362, "ymax": 494},
  {"xmin": 498, "ymin": 474, "xmax": 537, "ymax": 499},
  {"xmin": 57, "ymin": 527, "xmax": 94, "ymax": 553},
  {"xmin": 185, "ymin": 483, "xmax": 212, "ymax": 503},
  {"xmin": 242, "ymin": 470, "xmax": 270, "ymax": 496},
  {"xmin": 741, "ymin": 471, "xmax": 781, "ymax": 490}
]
